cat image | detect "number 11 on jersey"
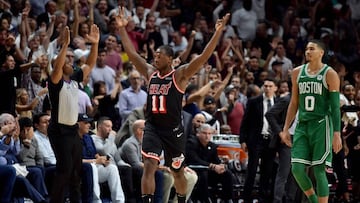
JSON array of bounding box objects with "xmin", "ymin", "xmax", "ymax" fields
[{"xmin": 152, "ymin": 95, "xmax": 167, "ymax": 113}]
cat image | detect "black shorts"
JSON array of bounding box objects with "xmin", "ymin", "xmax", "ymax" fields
[{"xmin": 142, "ymin": 122, "xmax": 186, "ymax": 171}]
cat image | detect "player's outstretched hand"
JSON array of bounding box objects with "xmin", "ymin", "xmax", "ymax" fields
[
  {"xmin": 86, "ymin": 24, "xmax": 100, "ymax": 44},
  {"xmin": 62, "ymin": 26, "xmax": 71, "ymax": 47},
  {"xmin": 215, "ymin": 13, "xmax": 230, "ymax": 32},
  {"xmin": 115, "ymin": 6, "xmax": 130, "ymax": 28}
]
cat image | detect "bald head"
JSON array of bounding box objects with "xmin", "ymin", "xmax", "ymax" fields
[
  {"xmin": 132, "ymin": 119, "xmax": 145, "ymax": 138},
  {"xmin": 192, "ymin": 113, "xmax": 206, "ymax": 129}
]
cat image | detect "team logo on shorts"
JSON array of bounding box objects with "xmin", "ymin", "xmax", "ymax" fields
[
  {"xmin": 317, "ymin": 75, "xmax": 322, "ymax": 80},
  {"xmin": 172, "ymin": 154, "xmax": 185, "ymax": 169}
]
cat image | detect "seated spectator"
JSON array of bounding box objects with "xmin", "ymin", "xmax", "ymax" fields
[
  {"xmin": 78, "ymin": 113, "xmax": 125, "ymax": 203},
  {"xmin": 33, "ymin": 113, "xmax": 56, "ymax": 166},
  {"xmin": 0, "ymin": 113, "xmax": 20, "ymax": 165},
  {"xmin": 0, "ymin": 113, "xmax": 46, "ymax": 202},
  {"xmin": 186, "ymin": 123, "xmax": 234, "ymax": 203},
  {"xmin": 162, "ymin": 166, "xmax": 198, "ymax": 203},
  {"xmin": 115, "ymin": 105, "xmax": 145, "ymax": 147},
  {"xmin": 32, "ymin": 113, "xmax": 57, "ymax": 194},
  {"xmin": 190, "ymin": 113, "xmax": 206, "ymax": 136},
  {"xmin": 17, "ymin": 117, "xmax": 48, "ymax": 200},
  {"xmin": 92, "ymin": 116, "xmax": 133, "ymax": 202},
  {"xmin": 0, "ymin": 121, "xmax": 16, "ymax": 203}
]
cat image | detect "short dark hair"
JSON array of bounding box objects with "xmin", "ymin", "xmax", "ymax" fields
[
  {"xmin": 308, "ymin": 39, "xmax": 326, "ymax": 52},
  {"xmin": 18, "ymin": 117, "xmax": 33, "ymax": 131},
  {"xmin": 158, "ymin": 45, "xmax": 174, "ymax": 58},
  {"xmin": 97, "ymin": 116, "xmax": 111, "ymax": 126},
  {"xmin": 33, "ymin": 113, "xmax": 49, "ymax": 125}
]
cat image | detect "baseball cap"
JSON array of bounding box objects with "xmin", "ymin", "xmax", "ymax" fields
[
  {"xmin": 78, "ymin": 114, "xmax": 93, "ymax": 122},
  {"xmin": 74, "ymin": 49, "xmax": 90, "ymax": 62},
  {"xmin": 224, "ymin": 84, "xmax": 236, "ymax": 95},
  {"xmin": 204, "ymin": 96, "xmax": 216, "ymax": 105}
]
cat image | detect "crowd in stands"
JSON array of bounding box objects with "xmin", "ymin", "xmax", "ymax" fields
[{"xmin": 1, "ymin": 0, "xmax": 360, "ymax": 202}]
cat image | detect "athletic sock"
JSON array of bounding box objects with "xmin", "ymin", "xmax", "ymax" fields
[
  {"xmin": 142, "ymin": 194, "xmax": 154, "ymax": 203},
  {"xmin": 177, "ymin": 193, "xmax": 186, "ymax": 203}
]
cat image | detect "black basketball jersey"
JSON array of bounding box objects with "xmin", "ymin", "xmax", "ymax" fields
[{"xmin": 146, "ymin": 70, "xmax": 184, "ymax": 128}]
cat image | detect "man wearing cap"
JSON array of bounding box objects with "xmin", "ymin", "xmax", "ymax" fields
[
  {"xmin": 268, "ymin": 60, "xmax": 284, "ymax": 81},
  {"xmin": 201, "ymin": 96, "xmax": 221, "ymax": 134},
  {"xmin": 78, "ymin": 113, "xmax": 125, "ymax": 203}
]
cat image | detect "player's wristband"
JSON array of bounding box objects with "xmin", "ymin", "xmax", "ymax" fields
[{"xmin": 329, "ymin": 91, "xmax": 341, "ymax": 132}]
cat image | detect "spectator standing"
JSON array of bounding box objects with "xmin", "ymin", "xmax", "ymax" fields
[
  {"xmin": 118, "ymin": 70, "xmax": 147, "ymax": 124},
  {"xmin": 89, "ymin": 49, "xmax": 116, "ymax": 94},
  {"xmin": 231, "ymin": 0, "xmax": 257, "ymax": 42},
  {"xmin": 240, "ymin": 78, "xmax": 278, "ymax": 202}
]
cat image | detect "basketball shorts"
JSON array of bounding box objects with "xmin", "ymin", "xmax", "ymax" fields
[
  {"xmin": 142, "ymin": 122, "xmax": 186, "ymax": 171},
  {"xmin": 291, "ymin": 115, "xmax": 333, "ymax": 167}
]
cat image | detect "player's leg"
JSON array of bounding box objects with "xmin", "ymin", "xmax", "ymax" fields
[
  {"xmin": 292, "ymin": 163, "xmax": 318, "ymax": 203},
  {"xmin": 141, "ymin": 124, "xmax": 162, "ymax": 203},
  {"xmin": 162, "ymin": 126, "xmax": 187, "ymax": 203},
  {"xmin": 313, "ymin": 164, "xmax": 328, "ymax": 203},
  {"xmin": 172, "ymin": 167, "xmax": 187, "ymax": 203},
  {"xmin": 142, "ymin": 158, "xmax": 159, "ymax": 203},
  {"xmin": 291, "ymin": 123, "xmax": 318, "ymax": 203},
  {"xmin": 310, "ymin": 116, "xmax": 333, "ymax": 203}
]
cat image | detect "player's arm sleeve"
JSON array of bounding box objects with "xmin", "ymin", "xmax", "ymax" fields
[{"xmin": 329, "ymin": 91, "xmax": 341, "ymax": 132}]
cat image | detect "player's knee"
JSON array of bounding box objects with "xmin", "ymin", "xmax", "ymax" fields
[
  {"xmin": 313, "ymin": 164, "xmax": 326, "ymax": 177},
  {"xmin": 313, "ymin": 164, "xmax": 329, "ymax": 197},
  {"xmin": 143, "ymin": 158, "xmax": 159, "ymax": 174}
]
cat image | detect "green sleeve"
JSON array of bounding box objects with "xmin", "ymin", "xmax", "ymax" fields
[{"xmin": 329, "ymin": 91, "xmax": 341, "ymax": 132}]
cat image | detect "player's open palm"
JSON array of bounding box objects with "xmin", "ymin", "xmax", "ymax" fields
[
  {"xmin": 115, "ymin": 7, "xmax": 129, "ymax": 28},
  {"xmin": 86, "ymin": 24, "xmax": 100, "ymax": 44},
  {"xmin": 62, "ymin": 26, "xmax": 71, "ymax": 46},
  {"xmin": 215, "ymin": 13, "xmax": 230, "ymax": 32}
]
